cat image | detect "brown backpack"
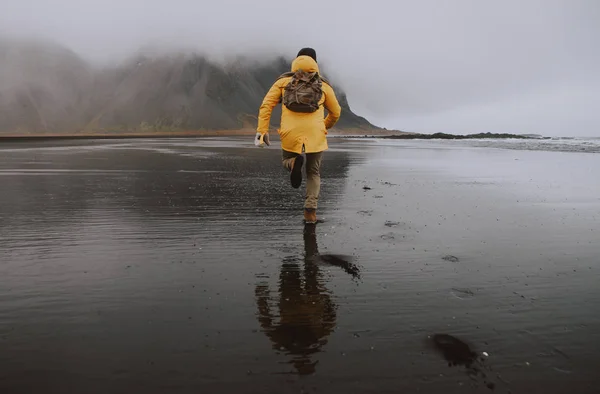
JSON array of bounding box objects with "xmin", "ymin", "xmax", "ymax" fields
[{"xmin": 277, "ymin": 70, "xmax": 328, "ymax": 113}]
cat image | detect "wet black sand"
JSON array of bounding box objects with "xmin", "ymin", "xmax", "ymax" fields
[{"xmin": 0, "ymin": 137, "xmax": 599, "ymax": 393}]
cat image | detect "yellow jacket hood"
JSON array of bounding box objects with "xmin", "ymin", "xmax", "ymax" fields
[{"xmin": 291, "ymin": 56, "xmax": 319, "ymax": 73}]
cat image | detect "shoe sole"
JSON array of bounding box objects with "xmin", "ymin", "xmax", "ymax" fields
[{"xmin": 291, "ymin": 155, "xmax": 304, "ymax": 189}]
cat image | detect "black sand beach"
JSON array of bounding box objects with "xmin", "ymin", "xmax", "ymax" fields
[{"xmin": 1, "ymin": 137, "xmax": 599, "ymax": 393}]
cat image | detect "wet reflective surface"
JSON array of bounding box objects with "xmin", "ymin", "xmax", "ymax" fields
[
  {"xmin": 1, "ymin": 137, "xmax": 599, "ymax": 393},
  {"xmin": 255, "ymin": 224, "xmax": 357, "ymax": 376}
]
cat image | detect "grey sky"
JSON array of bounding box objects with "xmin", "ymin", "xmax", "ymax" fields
[{"xmin": 2, "ymin": 0, "xmax": 599, "ymax": 136}]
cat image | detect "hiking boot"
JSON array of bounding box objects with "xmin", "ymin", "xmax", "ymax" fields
[
  {"xmin": 304, "ymin": 208, "xmax": 317, "ymax": 224},
  {"xmin": 290, "ymin": 154, "xmax": 304, "ymax": 189}
]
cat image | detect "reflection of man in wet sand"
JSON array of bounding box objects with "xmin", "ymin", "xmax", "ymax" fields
[{"xmin": 255, "ymin": 225, "xmax": 336, "ymax": 375}]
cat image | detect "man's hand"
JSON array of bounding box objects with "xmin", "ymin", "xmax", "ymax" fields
[{"xmin": 254, "ymin": 132, "xmax": 270, "ymax": 147}]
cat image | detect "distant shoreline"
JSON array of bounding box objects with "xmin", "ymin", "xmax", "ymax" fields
[
  {"xmin": 360, "ymin": 132, "xmax": 536, "ymax": 140},
  {"xmin": 0, "ymin": 129, "xmax": 401, "ymax": 142},
  {"xmin": 0, "ymin": 130, "xmax": 536, "ymax": 143}
]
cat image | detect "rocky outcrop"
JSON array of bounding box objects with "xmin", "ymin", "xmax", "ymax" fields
[{"xmin": 379, "ymin": 132, "xmax": 531, "ymax": 140}]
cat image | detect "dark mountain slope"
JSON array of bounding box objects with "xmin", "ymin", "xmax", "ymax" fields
[{"xmin": 0, "ymin": 39, "xmax": 378, "ymax": 134}]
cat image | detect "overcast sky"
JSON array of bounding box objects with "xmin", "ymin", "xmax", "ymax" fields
[{"xmin": 1, "ymin": 0, "xmax": 598, "ymax": 136}]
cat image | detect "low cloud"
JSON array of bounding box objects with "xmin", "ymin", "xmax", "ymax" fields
[{"xmin": 1, "ymin": 0, "xmax": 598, "ymax": 136}]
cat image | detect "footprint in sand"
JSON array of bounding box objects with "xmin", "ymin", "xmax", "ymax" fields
[
  {"xmin": 451, "ymin": 288, "xmax": 476, "ymax": 299},
  {"xmin": 380, "ymin": 232, "xmax": 396, "ymax": 241}
]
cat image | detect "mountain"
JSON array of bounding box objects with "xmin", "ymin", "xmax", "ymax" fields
[{"xmin": 0, "ymin": 39, "xmax": 378, "ymax": 135}]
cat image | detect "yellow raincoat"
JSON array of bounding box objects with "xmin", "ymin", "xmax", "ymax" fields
[{"xmin": 257, "ymin": 55, "xmax": 342, "ymax": 154}]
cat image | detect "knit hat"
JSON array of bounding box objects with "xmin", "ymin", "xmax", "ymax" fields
[{"xmin": 297, "ymin": 47, "xmax": 317, "ymax": 62}]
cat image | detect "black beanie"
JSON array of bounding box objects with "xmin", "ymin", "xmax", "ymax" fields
[{"xmin": 297, "ymin": 47, "xmax": 317, "ymax": 62}]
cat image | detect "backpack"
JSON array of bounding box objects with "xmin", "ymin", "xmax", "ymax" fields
[{"xmin": 277, "ymin": 70, "xmax": 327, "ymax": 113}]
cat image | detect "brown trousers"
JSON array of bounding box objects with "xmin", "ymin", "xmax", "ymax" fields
[{"xmin": 282, "ymin": 150, "xmax": 323, "ymax": 209}]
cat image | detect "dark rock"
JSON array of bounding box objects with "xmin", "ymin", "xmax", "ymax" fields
[
  {"xmin": 430, "ymin": 334, "xmax": 499, "ymax": 391},
  {"xmin": 431, "ymin": 334, "xmax": 478, "ymax": 367},
  {"xmin": 442, "ymin": 255, "xmax": 460, "ymax": 262}
]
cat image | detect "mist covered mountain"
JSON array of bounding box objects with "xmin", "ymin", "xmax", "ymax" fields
[{"xmin": 0, "ymin": 38, "xmax": 378, "ymax": 135}]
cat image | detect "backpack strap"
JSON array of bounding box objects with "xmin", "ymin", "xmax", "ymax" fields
[
  {"xmin": 275, "ymin": 70, "xmax": 329, "ymax": 84},
  {"xmin": 276, "ymin": 71, "xmax": 296, "ymax": 81}
]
